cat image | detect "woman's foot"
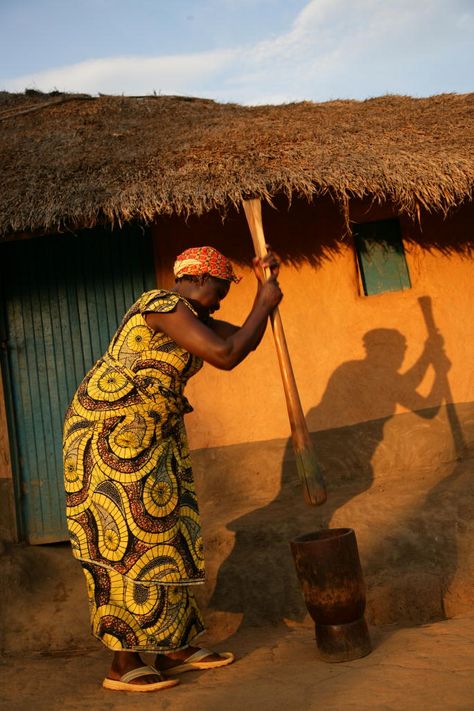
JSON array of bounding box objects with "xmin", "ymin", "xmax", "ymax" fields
[{"xmin": 107, "ymin": 651, "xmax": 165, "ymax": 686}]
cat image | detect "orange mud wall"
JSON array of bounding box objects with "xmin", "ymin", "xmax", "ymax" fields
[
  {"xmin": 152, "ymin": 196, "xmax": 474, "ymax": 628},
  {"xmin": 152, "ymin": 196, "xmax": 474, "ymax": 458}
]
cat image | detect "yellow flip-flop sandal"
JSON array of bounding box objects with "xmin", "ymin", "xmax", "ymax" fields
[
  {"xmin": 103, "ymin": 665, "xmax": 179, "ymax": 692},
  {"xmin": 164, "ymin": 648, "xmax": 235, "ymax": 675}
]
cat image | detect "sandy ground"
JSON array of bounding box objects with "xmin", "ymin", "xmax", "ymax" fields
[
  {"xmin": 2, "ymin": 437, "xmax": 473, "ymax": 710},
  {"xmin": 2, "ymin": 613, "xmax": 474, "ymax": 711}
]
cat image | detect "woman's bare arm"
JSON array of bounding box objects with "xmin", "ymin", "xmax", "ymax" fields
[
  {"xmin": 208, "ymin": 319, "xmax": 240, "ymax": 339},
  {"xmin": 144, "ymin": 278, "xmax": 281, "ymax": 370}
]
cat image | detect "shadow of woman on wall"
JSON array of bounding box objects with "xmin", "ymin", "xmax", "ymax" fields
[{"xmin": 209, "ymin": 318, "xmax": 460, "ymax": 639}]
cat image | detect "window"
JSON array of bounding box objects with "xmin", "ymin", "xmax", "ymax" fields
[{"xmin": 353, "ymin": 218, "xmax": 411, "ymax": 296}]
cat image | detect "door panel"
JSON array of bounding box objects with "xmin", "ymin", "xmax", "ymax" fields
[{"xmin": 0, "ymin": 225, "xmax": 156, "ymax": 543}]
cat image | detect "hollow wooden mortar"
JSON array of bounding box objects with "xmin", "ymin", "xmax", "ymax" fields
[{"xmin": 290, "ymin": 528, "xmax": 372, "ymax": 662}]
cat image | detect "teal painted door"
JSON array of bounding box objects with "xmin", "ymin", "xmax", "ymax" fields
[{"xmin": 0, "ymin": 225, "xmax": 156, "ymax": 543}]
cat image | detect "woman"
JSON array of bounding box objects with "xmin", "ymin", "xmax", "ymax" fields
[{"xmin": 63, "ymin": 245, "xmax": 282, "ymax": 692}]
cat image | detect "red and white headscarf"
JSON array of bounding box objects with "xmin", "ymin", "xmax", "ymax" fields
[{"xmin": 173, "ymin": 246, "xmax": 241, "ymax": 283}]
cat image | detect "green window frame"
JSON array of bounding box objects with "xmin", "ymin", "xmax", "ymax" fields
[{"xmin": 353, "ymin": 218, "xmax": 411, "ymax": 296}]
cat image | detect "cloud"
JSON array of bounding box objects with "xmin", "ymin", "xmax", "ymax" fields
[
  {"xmin": 2, "ymin": 0, "xmax": 473, "ymax": 103},
  {"xmin": 223, "ymin": 0, "xmax": 474, "ymax": 103},
  {"xmin": 4, "ymin": 50, "xmax": 239, "ymax": 96}
]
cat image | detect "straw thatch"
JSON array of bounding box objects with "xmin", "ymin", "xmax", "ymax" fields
[{"xmin": 0, "ymin": 90, "xmax": 473, "ymax": 237}]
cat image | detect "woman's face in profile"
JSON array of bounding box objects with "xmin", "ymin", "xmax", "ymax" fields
[{"xmin": 192, "ymin": 276, "xmax": 230, "ymax": 317}]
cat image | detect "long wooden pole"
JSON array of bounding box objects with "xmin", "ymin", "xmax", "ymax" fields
[
  {"xmin": 418, "ymin": 296, "xmax": 466, "ymax": 460},
  {"xmin": 243, "ymin": 198, "xmax": 327, "ymax": 506}
]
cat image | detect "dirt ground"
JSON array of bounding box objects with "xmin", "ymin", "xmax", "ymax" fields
[
  {"xmin": 2, "ymin": 613, "xmax": 474, "ymax": 711},
  {"xmin": 1, "ymin": 432, "xmax": 473, "ymax": 709}
]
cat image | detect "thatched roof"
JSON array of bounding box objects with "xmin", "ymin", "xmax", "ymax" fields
[{"xmin": 0, "ymin": 90, "xmax": 473, "ymax": 237}]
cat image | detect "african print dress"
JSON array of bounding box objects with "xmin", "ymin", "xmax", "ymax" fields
[{"xmin": 63, "ymin": 290, "xmax": 205, "ymax": 652}]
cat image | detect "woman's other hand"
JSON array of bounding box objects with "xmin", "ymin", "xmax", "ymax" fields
[
  {"xmin": 253, "ymin": 248, "xmax": 283, "ymax": 311},
  {"xmin": 252, "ymin": 247, "xmax": 280, "ymax": 285}
]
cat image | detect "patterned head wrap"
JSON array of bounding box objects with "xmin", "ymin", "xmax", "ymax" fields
[{"xmin": 173, "ymin": 246, "xmax": 241, "ymax": 283}]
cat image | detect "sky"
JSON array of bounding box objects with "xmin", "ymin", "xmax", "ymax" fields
[{"xmin": 1, "ymin": 0, "xmax": 473, "ymax": 105}]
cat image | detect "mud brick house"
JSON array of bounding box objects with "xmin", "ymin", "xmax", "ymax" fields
[{"xmin": 1, "ymin": 91, "xmax": 473, "ymax": 632}]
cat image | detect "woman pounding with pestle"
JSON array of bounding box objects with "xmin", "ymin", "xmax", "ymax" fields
[{"xmin": 63, "ymin": 245, "xmax": 282, "ymax": 692}]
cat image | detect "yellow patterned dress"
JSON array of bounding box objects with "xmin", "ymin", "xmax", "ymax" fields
[{"xmin": 63, "ymin": 290, "xmax": 205, "ymax": 652}]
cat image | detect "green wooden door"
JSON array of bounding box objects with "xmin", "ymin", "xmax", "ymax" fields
[{"xmin": 0, "ymin": 225, "xmax": 156, "ymax": 543}]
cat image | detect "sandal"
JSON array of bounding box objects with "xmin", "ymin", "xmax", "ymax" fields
[
  {"xmin": 163, "ymin": 648, "xmax": 234, "ymax": 675},
  {"xmin": 103, "ymin": 665, "xmax": 179, "ymax": 692}
]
